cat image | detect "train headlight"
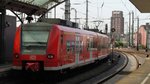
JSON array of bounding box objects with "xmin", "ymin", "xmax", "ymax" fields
[
  {"xmin": 47, "ymin": 54, "xmax": 54, "ymax": 59},
  {"xmin": 15, "ymin": 54, "xmax": 19, "ymax": 58}
]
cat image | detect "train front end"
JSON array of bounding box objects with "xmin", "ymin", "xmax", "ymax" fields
[{"xmin": 13, "ymin": 22, "xmax": 59, "ymax": 72}]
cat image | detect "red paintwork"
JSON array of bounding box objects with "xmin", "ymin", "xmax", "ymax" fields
[
  {"xmin": 13, "ymin": 27, "xmax": 21, "ymax": 55},
  {"xmin": 13, "ymin": 23, "xmax": 110, "ymax": 71},
  {"xmin": 13, "ymin": 26, "xmax": 21, "ymax": 66}
]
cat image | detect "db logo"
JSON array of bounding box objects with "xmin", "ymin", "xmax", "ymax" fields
[{"xmin": 30, "ymin": 55, "xmax": 36, "ymax": 60}]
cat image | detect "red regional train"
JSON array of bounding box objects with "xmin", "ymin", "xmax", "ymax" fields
[{"xmin": 12, "ymin": 20, "xmax": 110, "ymax": 72}]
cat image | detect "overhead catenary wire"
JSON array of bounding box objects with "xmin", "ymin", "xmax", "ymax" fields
[{"xmin": 120, "ymin": 0, "xmax": 130, "ymax": 12}]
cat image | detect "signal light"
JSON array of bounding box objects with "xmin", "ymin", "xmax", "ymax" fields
[
  {"xmin": 111, "ymin": 28, "xmax": 116, "ymax": 32},
  {"xmin": 47, "ymin": 54, "xmax": 54, "ymax": 59}
]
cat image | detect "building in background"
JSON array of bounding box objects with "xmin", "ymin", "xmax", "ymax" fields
[
  {"xmin": 133, "ymin": 25, "xmax": 146, "ymax": 48},
  {"xmin": 111, "ymin": 11, "xmax": 124, "ymax": 41}
]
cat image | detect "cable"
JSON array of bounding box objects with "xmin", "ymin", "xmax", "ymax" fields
[
  {"xmin": 120, "ymin": 0, "xmax": 130, "ymax": 12},
  {"xmin": 77, "ymin": 10, "xmax": 97, "ymax": 19}
]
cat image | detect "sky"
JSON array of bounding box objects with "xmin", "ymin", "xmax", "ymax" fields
[
  {"xmin": 50, "ymin": 0, "xmax": 150, "ymax": 33},
  {"xmin": 6, "ymin": 0, "xmax": 150, "ymax": 33}
]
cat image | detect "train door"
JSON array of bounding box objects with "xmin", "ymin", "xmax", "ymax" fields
[
  {"xmin": 89, "ymin": 37, "xmax": 93, "ymax": 60},
  {"xmin": 75, "ymin": 35, "xmax": 80, "ymax": 64},
  {"xmin": 60, "ymin": 33, "xmax": 64, "ymax": 65}
]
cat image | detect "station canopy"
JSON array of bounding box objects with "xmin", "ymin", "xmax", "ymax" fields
[
  {"xmin": 4, "ymin": 0, "xmax": 66, "ymax": 15},
  {"xmin": 130, "ymin": 0, "xmax": 150, "ymax": 13}
]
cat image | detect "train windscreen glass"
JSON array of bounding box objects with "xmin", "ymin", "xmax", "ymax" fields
[{"xmin": 21, "ymin": 23, "xmax": 51, "ymax": 55}]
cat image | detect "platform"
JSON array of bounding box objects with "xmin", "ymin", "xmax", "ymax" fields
[
  {"xmin": 116, "ymin": 48, "xmax": 150, "ymax": 84},
  {"xmin": 0, "ymin": 64, "xmax": 11, "ymax": 73}
]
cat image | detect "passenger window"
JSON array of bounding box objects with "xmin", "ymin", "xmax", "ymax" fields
[
  {"xmin": 67, "ymin": 48, "xmax": 70, "ymax": 52},
  {"xmin": 66, "ymin": 41, "xmax": 71, "ymax": 53},
  {"xmin": 80, "ymin": 41, "xmax": 83, "ymax": 53},
  {"xmin": 61, "ymin": 35, "xmax": 63, "ymax": 44},
  {"xmin": 66, "ymin": 41, "xmax": 75, "ymax": 54},
  {"xmin": 71, "ymin": 41, "xmax": 75, "ymax": 52}
]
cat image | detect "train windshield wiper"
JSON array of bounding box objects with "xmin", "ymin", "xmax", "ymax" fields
[{"xmin": 23, "ymin": 42, "xmax": 47, "ymax": 49}]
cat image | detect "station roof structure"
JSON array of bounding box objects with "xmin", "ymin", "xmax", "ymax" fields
[
  {"xmin": 1, "ymin": 0, "xmax": 66, "ymax": 16},
  {"xmin": 130, "ymin": 0, "xmax": 150, "ymax": 13}
]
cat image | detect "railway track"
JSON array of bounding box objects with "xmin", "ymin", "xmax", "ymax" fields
[
  {"xmin": 0, "ymin": 65, "xmax": 11, "ymax": 78},
  {"xmin": 57, "ymin": 52, "xmax": 128, "ymax": 84},
  {"xmin": 102, "ymin": 51, "xmax": 144, "ymax": 84},
  {"xmin": 0, "ymin": 52, "xmax": 129, "ymax": 84},
  {"xmin": 80, "ymin": 52, "xmax": 128, "ymax": 84},
  {"xmin": 115, "ymin": 48, "xmax": 150, "ymax": 56}
]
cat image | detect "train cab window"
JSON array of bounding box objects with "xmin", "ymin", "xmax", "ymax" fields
[
  {"xmin": 21, "ymin": 23, "xmax": 51, "ymax": 55},
  {"xmin": 22, "ymin": 31, "xmax": 49, "ymax": 54}
]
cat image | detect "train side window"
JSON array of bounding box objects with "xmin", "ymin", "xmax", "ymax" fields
[
  {"xmin": 67, "ymin": 48, "xmax": 70, "ymax": 52},
  {"xmin": 80, "ymin": 41, "xmax": 83, "ymax": 53},
  {"xmin": 87, "ymin": 39, "xmax": 90, "ymax": 50},
  {"xmin": 100, "ymin": 38, "xmax": 103, "ymax": 49},
  {"xmin": 76, "ymin": 41, "xmax": 80, "ymax": 52},
  {"xmin": 102, "ymin": 39, "xmax": 105, "ymax": 49},
  {"xmin": 87, "ymin": 37, "xmax": 93, "ymax": 51},
  {"xmin": 106, "ymin": 39, "xmax": 109, "ymax": 48},
  {"xmin": 75, "ymin": 36, "xmax": 80, "ymax": 53},
  {"xmin": 71, "ymin": 41, "xmax": 75, "ymax": 52},
  {"xmin": 104, "ymin": 39, "xmax": 106, "ymax": 49},
  {"xmin": 98, "ymin": 39, "xmax": 101, "ymax": 50},
  {"xmin": 93, "ymin": 41, "xmax": 97, "ymax": 48},
  {"xmin": 66, "ymin": 41, "xmax": 75, "ymax": 53},
  {"xmin": 91, "ymin": 39, "xmax": 94, "ymax": 48},
  {"xmin": 66, "ymin": 41, "xmax": 71, "ymax": 53},
  {"xmin": 61, "ymin": 34, "xmax": 63, "ymax": 44}
]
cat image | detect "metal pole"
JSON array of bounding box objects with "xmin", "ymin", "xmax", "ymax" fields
[
  {"xmin": 129, "ymin": 12, "xmax": 131, "ymax": 47},
  {"xmin": 86, "ymin": 0, "xmax": 88, "ymax": 29},
  {"xmin": 146, "ymin": 23, "xmax": 149, "ymax": 52},
  {"xmin": 0, "ymin": 1, "xmax": 6, "ymax": 63},
  {"xmin": 111, "ymin": 32, "xmax": 114, "ymax": 62},
  {"xmin": 132, "ymin": 11, "xmax": 134, "ymax": 47},
  {"xmin": 65, "ymin": 0, "xmax": 70, "ymax": 21},
  {"xmin": 136, "ymin": 16, "xmax": 139, "ymax": 51},
  {"xmin": 74, "ymin": 9, "xmax": 77, "ymax": 23},
  {"xmin": 111, "ymin": 28, "xmax": 115, "ymax": 62},
  {"xmin": 71, "ymin": 8, "xmax": 77, "ymax": 23},
  {"xmin": 54, "ymin": 7, "xmax": 56, "ymax": 18}
]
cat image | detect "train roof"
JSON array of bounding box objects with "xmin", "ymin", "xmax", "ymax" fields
[
  {"xmin": 21, "ymin": 22, "xmax": 109, "ymax": 38},
  {"xmin": 22, "ymin": 22, "xmax": 52, "ymax": 31},
  {"xmin": 57, "ymin": 25, "xmax": 108, "ymax": 38},
  {"xmin": 22, "ymin": 22, "xmax": 52, "ymax": 27}
]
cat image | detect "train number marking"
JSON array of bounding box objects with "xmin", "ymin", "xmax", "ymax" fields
[{"xmin": 30, "ymin": 55, "xmax": 36, "ymax": 60}]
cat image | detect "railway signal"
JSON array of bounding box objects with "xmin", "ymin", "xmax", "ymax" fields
[
  {"xmin": 111, "ymin": 28, "xmax": 115, "ymax": 63},
  {"xmin": 111, "ymin": 28, "xmax": 116, "ymax": 32}
]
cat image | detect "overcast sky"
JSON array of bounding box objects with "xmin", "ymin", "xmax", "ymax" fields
[
  {"xmin": 7, "ymin": 0, "xmax": 150, "ymax": 33},
  {"xmin": 49, "ymin": 0, "xmax": 150, "ymax": 33}
]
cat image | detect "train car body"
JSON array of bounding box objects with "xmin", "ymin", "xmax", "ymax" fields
[{"xmin": 13, "ymin": 22, "xmax": 110, "ymax": 72}]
